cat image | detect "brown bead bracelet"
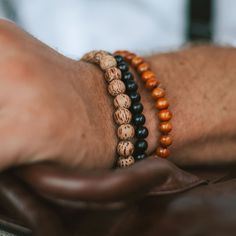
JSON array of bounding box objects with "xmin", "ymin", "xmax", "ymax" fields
[
  {"xmin": 114, "ymin": 50, "xmax": 173, "ymax": 158},
  {"xmin": 82, "ymin": 50, "xmax": 137, "ymax": 168}
]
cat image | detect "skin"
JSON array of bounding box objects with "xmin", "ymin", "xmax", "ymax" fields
[{"xmin": 0, "ymin": 19, "xmax": 235, "ymax": 171}]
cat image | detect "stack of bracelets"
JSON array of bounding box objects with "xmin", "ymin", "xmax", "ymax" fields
[{"xmin": 82, "ymin": 50, "xmax": 172, "ymax": 168}]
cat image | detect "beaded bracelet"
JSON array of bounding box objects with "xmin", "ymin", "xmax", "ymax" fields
[
  {"xmin": 114, "ymin": 50, "xmax": 173, "ymax": 159},
  {"xmin": 82, "ymin": 50, "xmax": 148, "ymax": 167}
]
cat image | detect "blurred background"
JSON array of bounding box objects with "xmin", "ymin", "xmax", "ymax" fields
[{"xmin": 0, "ymin": 0, "xmax": 235, "ymax": 58}]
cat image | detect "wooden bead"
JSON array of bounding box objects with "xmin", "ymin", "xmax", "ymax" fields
[
  {"xmin": 117, "ymin": 124, "xmax": 135, "ymax": 140},
  {"xmin": 145, "ymin": 78, "xmax": 159, "ymax": 90},
  {"xmin": 114, "ymin": 50, "xmax": 128, "ymax": 57},
  {"xmin": 114, "ymin": 108, "xmax": 132, "ymax": 125},
  {"xmin": 100, "ymin": 55, "xmax": 117, "ymax": 70},
  {"xmin": 137, "ymin": 62, "xmax": 150, "ymax": 74},
  {"xmin": 156, "ymin": 147, "xmax": 170, "ymax": 158},
  {"xmin": 104, "ymin": 67, "xmax": 122, "ymax": 82},
  {"xmin": 141, "ymin": 71, "xmax": 156, "ymax": 82},
  {"xmin": 117, "ymin": 141, "xmax": 134, "ymax": 157},
  {"xmin": 158, "ymin": 109, "xmax": 172, "ymax": 121},
  {"xmin": 82, "ymin": 50, "xmax": 98, "ymax": 62},
  {"xmin": 108, "ymin": 80, "xmax": 126, "ymax": 96},
  {"xmin": 151, "ymin": 87, "xmax": 165, "ymax": 100},
  {"xmin": 155, "ymin": 97, "xmax": 169, "ymax": 110},
  {"xmin": 94, "ymin": 50, "xmax": 109, "ymax": 63},
  {"xmin": 159, "ymin": 122, "xmax": 172, "ymax": 134},
  {"xmin": 114, "ymin": 94, "xmax": 131, "ymax": 108},
  {"xmin": 117, "ymin": 156, "xmax": 135, "ymax": 168},
  {"xmin": 160, "ymin": 135, "xmax": 173, "ymax": 147},
  {"xmin": 125, "ymin": 53, "xmax": 136, "ymax": 62},
  {"xmin": 131, "ymin": 56, "xmax": 144, "ymax": 67}
]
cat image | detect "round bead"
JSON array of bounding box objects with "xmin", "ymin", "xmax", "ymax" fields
[
  {"xmin": 128, "ymin": 92, "xmax": 141, "ymax": 103},
  {"xmin": 137, "ymin": 62, "xmax": 150, "ymax": 74},
  {"xmin": 136, "ymin": 126, "xmax": 149, "ymax": 139},
  {"xmin": 145, "ymin": 78, "xmax": 159, "ymax": 90},
  {"xmin": 131, "ymin": 56, "xmax": 144, "ymax": 67},
  {"xmin": 158, "ymin": 109, "xmax": 172, "ymax": 121},
  {"xmin": 156, "ymin": 147, "xmax": 170, "ymax": 158},
  {"xmin": 94, "ymin": 50, "xmax": 109, "ymax": 63},
  {"xmin": 160, "ymin": 135, "xmax": 173, "ymax": 147},
  {"xmin": 122, "ymin": 71, "xmax": 133, "ymax": 81},
  {"xmin": 118, "ymin": 62, "xmax": 129, "ymax": 73},
  {"xmin": 135, "ymin": 140, "xmax": 148, "ymax": 153},
  {"xmin": 159, "ymin": 122, "xmax": 172, "ymax": 134},
  {"xmin": 114, "ymin": 55, "xmax": 124, "ymax": 64},
  {"xmin": 114, "ymin": 94, "xmax": 131, "ymax": 109},
  {"xmin": 117, "ymin": 156, "xmax": 135, "ymax": 168},
  {"xmin": 108, "ymin": 80, "xmax": 126, "ymax": 96},
  {"xmin": 114, "ymin": 108, "xmax": 132, "ymax": 125},
  {"xmin": 155, "ymin": 97, "xmax": 169, "ymax": 110},
  {"xmin": 151, "ymin": 87, "xmax": 165, "ymax": 100},
  {"xmin": 141, "ymin": 71, "xmax": 156, "ymax": 82},
  {"xmin": 134, "ymin": 153, "xmax": 147, "ymax": 161},
  {"xmin": 104, "ymin": 67, "xmax": 122, "ymax": 82},
  {"xmin": 117, "ymin": 124, "xmax": 135, "ymax": 140},
  {"xmin": 117, "ymin": 141, "xmax": 134, "ymax": 157},
  {"xmin": 125, "ymin": 80, "xmax": 138, "ymax": 92},
  {"xmin": 125, "ymin": 53, "xmax": 136, "ymax": 62},
  {"xmin": 100, "ymin": 55, "xmax": 117, "ymax": 70},
  {"xmin": 133, "ymin": 114, "xmax": 146, "ymax": 126},
  {"xmin": 131, "ymin": 102, "xmax": 143, "ymax": 114},
  {"xmin": 82, "ymin": 50, "xmax": 98, "ymax": 62}
]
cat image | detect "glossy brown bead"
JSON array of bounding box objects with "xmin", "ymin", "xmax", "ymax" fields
[
  {"xmin": 145, "ymin": 78, "xmax": 159, "ymax": 90},
  {"xmin": 125, "ymin": 53, "xmax": 136, "ymax": 62},
  {"xmin": 114, "ymin": 50, "xmax": 127, "ymax": 57},
  {"xmin": 151, "ymin": 87, "xmax": 165, "ymax": 100},
  {"xmin": 159, "ymin": 122, "xmax": 172, "ymax": 134},
  {"xmin": 158, "ymin": 109, "xmax": 172, "ymax": 121},
  {"xmin": 156, "ymin": 147, "xmax": 170, "ymax": 158},
  {"xmin": 160, "ymin": 135, "xmax": 172, "ymax": 147},
  {"xmin": 155, "ymin": 97, "xmax": 169, "ymax": 110},
  {"xmin": 137, "ymin": 62, "xmax": 150, "ymax": 74},
  {"xmin": 141, "ymin": 70, "xmax": 156, "ymax": 82},
  {"xmin": 131, "ymin": 56, "xmax": 144, "ymax": 67}
]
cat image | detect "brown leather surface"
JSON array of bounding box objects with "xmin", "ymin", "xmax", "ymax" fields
[{"xmin": 0, "ymin": 156, "xmax": 235, "ymax": 236}]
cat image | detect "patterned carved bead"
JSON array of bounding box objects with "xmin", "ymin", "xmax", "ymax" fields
[
  {"xmin": 100, "ymin": 55, "xmax": 117, "ymax": 70},
  {"xmin": 117, "ymin": 124, "xmax": 135, "ymax": 140},
  {"xmin": 108, "ymin": 80, "xmax": 126, "ymax": 96},
  {"xmin": 82, "ymin": 50, "xmax": 98, "ymax": 62},
  {"xmin": 114, "ymin": 94, "xmax": 131, "ymax": 108},
  {"xmin": 114, "ymin": 108, "xmax": 132, "ymax": 125},
  {"xmin": 117, "ymin": 141, "xmax": 134, "ymax": 157},
  {"xmin": 104, "ymin": 67, "xmax": 122, "ymax": 82},
  {"xmin": 94, "ymin": 50, "xmax": 109, "ymax": 63},
  {"xmin": 117, "ymin": 156, "xmax": 135, "ymax": 168}
]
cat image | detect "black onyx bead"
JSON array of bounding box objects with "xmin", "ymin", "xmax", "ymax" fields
[
  {"xmin": 133, "ymin": 114, "xmax": 146, "ymax": 126},
  {"xmin": 118, "ymin": 62, "xmax": 129, "ymax": 73},
  {"xmin": 136, "ymin": 126, "xmax": 149, "ymax": 139},
  {"xmin": 125, "ymin": 80, "xmax": 138, "ymax": 92},
  {"xmin": 135, "ymin": 140, "xmax": 148, "ymax": 153},
  {"xmin": 129, "ymin": 92, "xmax": 141, "ymax": 103},
  {"xmin": 114, "ymin": 55, "xmax": 124, "ymax": 63},
  {"xmin": 122, "ymin": 71, "xmax": 133, "ymax": 81},
  {"xmin": 134, "ymin": 153, "xmax": 147, "ymax": 161},
  {"xmin": 131, "ymin": 102, "xmax": 143, "ymax": 114}
]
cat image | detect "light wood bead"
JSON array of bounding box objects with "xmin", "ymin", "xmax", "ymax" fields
[
  {"xmin": 114, "ymin": 94, "xmax": 131, "ymax": 108},
  {"xmin": 114, "ymin": 108, "xmax": 132, "ymax": 125},
  {"xmin": 82, "ymin": 50, "xmax": 98, "ymax": 62},
  {"xmin": 117, "ymin": 124, "xmax": 135, "ymax": 140},
  {"xmin": 117, "ymin": 156, "xmax": 135, "ymax": 168},
  {"xmin": 160, "ymin": 135, "xmax": 173, "ymax": 147},
  {"xmin": 117, "ymin": 141, "xmax": 134, "ymax": 157},
  {"xmin": 151, "ymin": 87, "xmax": 165, "ymax": 100},
  {"xmin": 94, "ymin": 50, "xmax": 109, "ymax": 63},
  {"xmin": 108, "ymin": 80, "xmax": 126, "ymax": 96},
  {"xmin": 156, "ymin": 147, "xmax": 170, "ymax": 158},
  {"xmin": 104, "ymin": 67, "xmax": 122, "ymax": 82},
  {"xmin": 159, "ymin": 122, "xmax": 172, "ymax": 134},
  {"xmin": 100, "ymin": 55, "xmax": 117, "ymax": 70},
  {"xmin": 158, "ymin": 109, "xmax": 172, "ymax": 121},
  {"xmin": 155, "ymin": 97, "xmax": 169, "ymax": 110}
]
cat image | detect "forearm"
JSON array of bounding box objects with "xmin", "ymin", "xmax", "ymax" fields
[{"xmin": 141, "ymin": 45, "xmax": 236, "ymax": 166}]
